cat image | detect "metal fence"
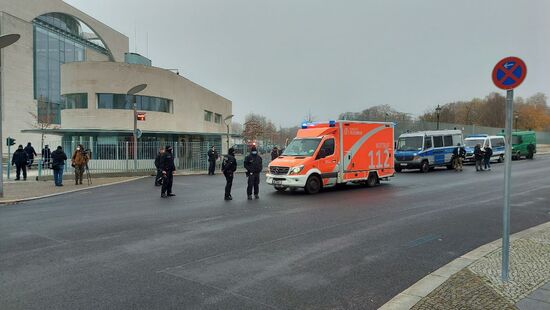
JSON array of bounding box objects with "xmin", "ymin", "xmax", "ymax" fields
[{"xmin": 22, "ymin": 140, "xmax": 270, "ymax": 178}]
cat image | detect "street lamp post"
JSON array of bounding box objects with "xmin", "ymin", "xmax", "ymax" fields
[
  {"xmin": 223, "ymin": 114, "xmax": 234, "ymax": 153},
  {"xmin": 435, "ymin": 104, "xmax": 442, "ymax": 130},
  {"xmin": 0, "ymin": 34, "xmax": 21, "ymax": 198},
  {"xmin": 127, "ymin": 84, "xmax": 147, "ymax": 172},
  {"xmin": 514, "ymin": 114, "xmax": 519, "ymax": 132}
]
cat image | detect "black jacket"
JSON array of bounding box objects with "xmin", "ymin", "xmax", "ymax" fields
[
  {"xmin": 244, "ymin": 153, "xmax": 263, "ymax": 174},
  {"xmin": 51, "ymin": 149, "xmax": 67, "ymax": 169},
  {"xmin": 453, "ymin": 146, "xmax": 466, "ymax": 157},
  {"xmin": 42, "ymin": 148, "xmax": 52, "ymax": 159},
  {"xmin": 271, "ymin": 149, "xmax": 280, "ymax": 160},
  {"xmin": 159, "ymin": 151, "xmax": 176, "ymax": 172},
  {"xmin": 474, "ymin": 146, "xmax": 484, "ymax": 160},
  {"xmin": 24, "ymin": 145, "xmax": 37, "ymax": 159},
  {"xmin": 207, "ymin": 149, "xmax": 218, "ymax": 162},
  {"xmin": 12, "ymin": 149, "xmax": 29, "ymax": 165},
  {"xmin": 484, "ymin": 147, "xmax": 493, "ymax": 159},
  {"xmin": 222, "ymin": 154, "xmax": 237, "ymax": 173},
  {"xmin": 154, "ymin": 152, "xmax": 162, "ymax": 169}
]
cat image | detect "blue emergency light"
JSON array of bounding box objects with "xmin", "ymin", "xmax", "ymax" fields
[{"xmin": 329, "ymin": 120, "xmax": 336, "ymax": 127}]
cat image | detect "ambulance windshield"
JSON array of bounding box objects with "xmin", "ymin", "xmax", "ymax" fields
[
  {"xmin": 283, "ymin": 138, "xmax": 322, "ymax": 156},
  {"xmin": 397, "ymin": 136, "xmax": 423, "ymax": 151},
  {"xmin": 464, "ymin": 139, "xmax": 485, "ymax": 147}
]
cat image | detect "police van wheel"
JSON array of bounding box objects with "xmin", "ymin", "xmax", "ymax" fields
[
  {"xmin": 366, "ymin": 172, "xmax": 378, "ymax": 187},
  {"xmin": 305, "ymin": 175, "xmax": 322, "ymax": 194},
  {"xmin": 275, "ymin": 187, "xmax": 287, "ymax": 192},
  {"xmin": 420, "ymin": 161, "xmax": 430, "ymax": 173}
]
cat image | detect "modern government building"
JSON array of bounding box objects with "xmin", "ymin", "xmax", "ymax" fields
[{"xmin": 0, "ymin": 0, "xmax": 232, "ymax": 159}]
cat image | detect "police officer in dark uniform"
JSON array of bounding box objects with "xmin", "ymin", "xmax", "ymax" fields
[
  {"xmin": 207, "ymin": 146, "xmax": 218, "ymax": 175},
  {"xmin": 160, "ymin": 145, "xmax": 176, "ymax": 198},
  {"xmin": 222, "ymin": 147, "xmax": 237, "ymax": 200},
  {"xmin": 154, "ymin": 147, "xmax": 164, "ymax": 186},
  {"xmin": 244, "ymin": 146, "xmax": 263, "ymax": 200}
]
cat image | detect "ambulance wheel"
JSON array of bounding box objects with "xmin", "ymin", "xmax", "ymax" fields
[
  {"xmin": 366, "ymin": 172, "xmax": 379, "ymax": 187},
  {"xmin": 420, "ymin": 161, "xmax": 430, "ymax": 173},
  {"xmin": 498, "ymin": 155, "xmax": 504, "ymax": 163},
  {"xmin": 395, "ymin": 166, "xmax": 402, "ymax": 173},
  {"xmin": 304, "ymin": 175, "xmax": 322, "ymax": 194},
  {"xmin": 275, "ymin": 187, "xmax": 287, "ymax": 192}
]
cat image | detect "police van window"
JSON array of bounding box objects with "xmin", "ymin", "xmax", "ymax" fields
[
  {"xmin": 319, "ymin": 139, "xmax": 335, "ymax": 157},
  {"xmin": 444, "ymin": 135, "xmax": 453, "ymax": 147},
  {"xmin": 424, "ymin": 136, "xmax": 432, "ymax": 149},
  {"xmin": 433, "ymin": 136, "xmax": 444, "ymax": 148},
  {"xmin": 453, "ymin": 134, "xmax": 462, "ymax": 146},
  {"xmin": 491, "ymin": 138, "xmax": 505, "ymax": 147}
]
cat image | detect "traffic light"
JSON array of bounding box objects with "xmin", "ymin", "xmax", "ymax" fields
[{"xmin": 6, "ymin": 137, "xmax": 15, "ymax": 146}]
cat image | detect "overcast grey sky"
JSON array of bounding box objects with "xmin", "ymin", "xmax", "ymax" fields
[{"xmin": 65, "ymin": 0, "xmax": 549, "ymax": 126}]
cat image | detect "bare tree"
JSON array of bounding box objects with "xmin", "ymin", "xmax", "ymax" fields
[{"xmin": 27, "ymin": 96, "xmax": 58, "ymax": 151}]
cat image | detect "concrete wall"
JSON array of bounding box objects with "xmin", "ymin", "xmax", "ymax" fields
[{"xmin": 60, "ymin": 62, "xmax": 232, "ymax": 135}]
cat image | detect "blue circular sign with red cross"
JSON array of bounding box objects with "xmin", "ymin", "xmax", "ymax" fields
[{"xmin": 492, "ymin": 56, "xmax": 527, "ymax": 90}]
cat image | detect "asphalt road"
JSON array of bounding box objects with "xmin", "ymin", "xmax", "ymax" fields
[{"xmin": 1, "ymin": 156, "xmax": 549, "ymax": 309}]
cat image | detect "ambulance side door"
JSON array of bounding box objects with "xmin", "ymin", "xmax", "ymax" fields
[{"xmin": 316, "ymin": 138, "xmax": 338, "ymax": 186}]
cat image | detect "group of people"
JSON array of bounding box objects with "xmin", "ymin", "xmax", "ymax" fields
[
  {"xmin": 451, "ymin": 143, "xmax": 493, "ymax": 172},
  {"xmin": 11, "ymin": 143, "xmax": 89, "ymax": 186},
  {"xmin": 153, "ymin": 145, "xmax": 264, "ymax": 200}
]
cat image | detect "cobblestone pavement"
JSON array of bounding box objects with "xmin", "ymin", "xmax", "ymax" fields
[
  {"xmin": 0, "ymin": 177, "xmax": 141, "ymax": 203},
  {"xmin": 412, "ymin": 225, "xmax": 550, "ymax": 309}
]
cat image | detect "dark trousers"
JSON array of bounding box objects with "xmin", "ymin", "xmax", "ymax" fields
[
  {"xmin": 162, "ymin": 172, "xmax": 174, "ymax": 195},
  {"xmin": 224, "ymin": 172, "xmax": 234, "ymax": 198},
  {"xmin": 484, "ymin": 157, "xmax": 491, "ymax": 169},
  {"xmin": 247, "ymin": 173, "xmax": 260, "ymax": 196},
  {"xmin": 16, "ymin": 164, "xmax": 27, "ymax": 180},
  {"xmin": 475, "ymin": 159, "xmax": 483, "ymax": 171},
  {"xmin": 27, "ymin": 159, "xmax": 34, "ymax": 168},
  {"xmin": 208, "ymin": 160, "xmax": 216, "ymax": 175},
  {"xmin": 53, "ymin": 165, "xmax": 64, "ymax": 186},
  {"xmin": 155, "ymin": 169, "xmax": 163, "ymax": 186}
]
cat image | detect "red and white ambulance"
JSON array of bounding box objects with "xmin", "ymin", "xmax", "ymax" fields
[{"xmin": 267, "ymin": 120, "xmax": 395, "ymax": 194}]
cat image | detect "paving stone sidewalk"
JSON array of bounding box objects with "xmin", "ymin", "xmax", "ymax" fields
[
  {"xmin": 0, "ymin": 177, "xmax": 141, "ymax": 203},
  {"xmin": 412, "ymin": 224, "xmax": 550, "ymax": 309}
]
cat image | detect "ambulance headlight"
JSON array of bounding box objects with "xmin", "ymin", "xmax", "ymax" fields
[{"xmin": 289, "ymin": 165, "xmax": 304, "ymax": 175}]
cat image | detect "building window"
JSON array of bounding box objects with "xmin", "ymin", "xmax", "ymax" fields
[
  {"xmin": 204, "ymin": 110, "xmax": 213, "ymax": 122},
  {"xmin": 62, "ymin": 93, "xmax": 88, "ymax": 109},
  {"xmin": 97, "ymin": 93, "xmax": 172, "ymax": 113},
  {"xmin": 214, "ymin": 113, "xmax": 222, "ymax": 124}
]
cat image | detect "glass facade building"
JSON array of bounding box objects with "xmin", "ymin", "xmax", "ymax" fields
[
  {"xmin": 33, "ymin": 13, "xmax": 109, "ymax": 124},
  {"xmin": 97, "ymin": 94, "xmax": 172, "ymax": 113}
]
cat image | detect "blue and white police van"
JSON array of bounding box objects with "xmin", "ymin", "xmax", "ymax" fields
[
  {"xmin": 394, "ymin": 130, "xmax": 463, "ymax": 173},
  {"xmin": 463, "ymin": 134, "xmax": 506, "ymax": 163}
]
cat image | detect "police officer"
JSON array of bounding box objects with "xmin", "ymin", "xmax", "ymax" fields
[
  {"xmin": 154, "ymin": 147, "xmax": 164, "ymax": 186},
  {"xmin": 12, "ymin": 145, "xmax": 29, "ymax": 181},
  {"xmin": 207, "ymin": 146, "xmax": 218, "ymax": 175},
  {"xmin": 222, "ymin": 147, "xmax": 237, "ymax": 200},
  {"xmin": 160, "ymin": 145, "xmax": 176, "ymax": 198},
  {"xmin": 452, "ymin": 143, "xmax": 466, "ymax": 172},
  {"xmin": 271, "ymin": 146, "xmax": 280, "ymax": 161},
  {"xmin": 244, "ymin": 146, "xmax": 263, "ymax": 200}
]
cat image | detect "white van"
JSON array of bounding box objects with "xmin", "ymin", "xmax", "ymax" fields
[
  {"xmin": 395, "ymin": 130, "xmax": 463, "ymax": 173},
  {"xmin": 463, "ymin": 135, "xmax": 506, "ymax": 163}
]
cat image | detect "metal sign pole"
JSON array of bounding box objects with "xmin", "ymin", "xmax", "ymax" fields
[{"xmin": 502, "ymin": 89, "xmax": 514, "ymax": 282}]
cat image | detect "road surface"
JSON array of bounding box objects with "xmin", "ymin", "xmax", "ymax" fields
[{"xmin": 1, "ymin": 156, "xmax": 549, "ymax": 309}]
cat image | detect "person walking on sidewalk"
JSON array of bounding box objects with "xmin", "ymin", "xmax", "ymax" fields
[
  {"xmin": 12, "ymin": 145, "xmax": 28, "ymax": 181},
  {"xmin": 222, "ymin": 147, "xmax": 237, "ymax": 200},
  {"xmin": 24, "ymin": 142, "xmax": 37, "ymax": 169},
  {"xmin": 474, "ymin": 144, "xmax": 484, "ymax": 172},
  {"xmin": 207, "ymin": 146, "xmax": 219, "ymax": 175},
  {"xmin": 71, "ymin": 144, "xmax": 89, "ymax": 185},
  {"xmin": 160, "ymin": 145, "xmax": 176, "ymax": 198},
  {"xmin": 41, "ymin": 145, "xmax": 51, "ymax": 168},
  {"xmin": 51, "ymin": 146, "xmax": 67, "ymax": 186},
  {"xmin": 244, "ymin": 146, "xmax": 263, "ymax": 200},
  {"xmin": 154, "ymin": 147, "xmax": 164, "ymax": 186},
  {"xmin": 483, "ymin": 145, "xmax": 493, "ymax": 171}
]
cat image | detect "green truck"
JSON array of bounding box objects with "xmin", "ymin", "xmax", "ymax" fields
[{"xmin": 498, "ymin": 131, "xmax": 536, "ymax": 160}]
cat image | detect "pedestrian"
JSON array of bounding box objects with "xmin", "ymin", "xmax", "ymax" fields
[
  {"xmin": 154, "ymin": 147, "xmax": 165, "ymax": 186},
  {"xmin": 42, "ymin": 145, "xmax": 51, "ymax": 168},
  {"xmin": 484, "ymin": 145, "xmax": 493, "ymax": 171},
  {"xmin": 24, "ymin": 142, "xmax": 37, "ymax": 169},
  {"xmin": 271, "ymin": 146, "xmax": 280, "ymax": 161},
  {"xmin": 207, "ymin": 146, "xmax": 218, "ymax": 175},
  {"xmin": 474, "ymin": 143, "xmax": 484, "ymax": 172},
  {"xmin": 160, "ymin": 145, "xmax": 176, "ymax": 198},
  {"xmin": 222, "ymin": 147, "xmax": 237, "ymax": 200},
  {"xmin": 527, "ymin": 143, "xmax": 535, "ymax": 160},
  {"xmin": 12, "ymin": 145, "xmax": 28, "ymax": 181},
  {"xmin": 244, "ymin": 146, "xmax": 263, "ymax": 200},
  {"xmin": 71, "ymin": 144, "xmax": 89, "ymax": 185},
  {"xmin": 452, "ymin": 143, "xmax": 465, "ymax": 172},
  {"xmin": 51, "ymin": 146, "xmax": 67, "ymax": 186}
]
